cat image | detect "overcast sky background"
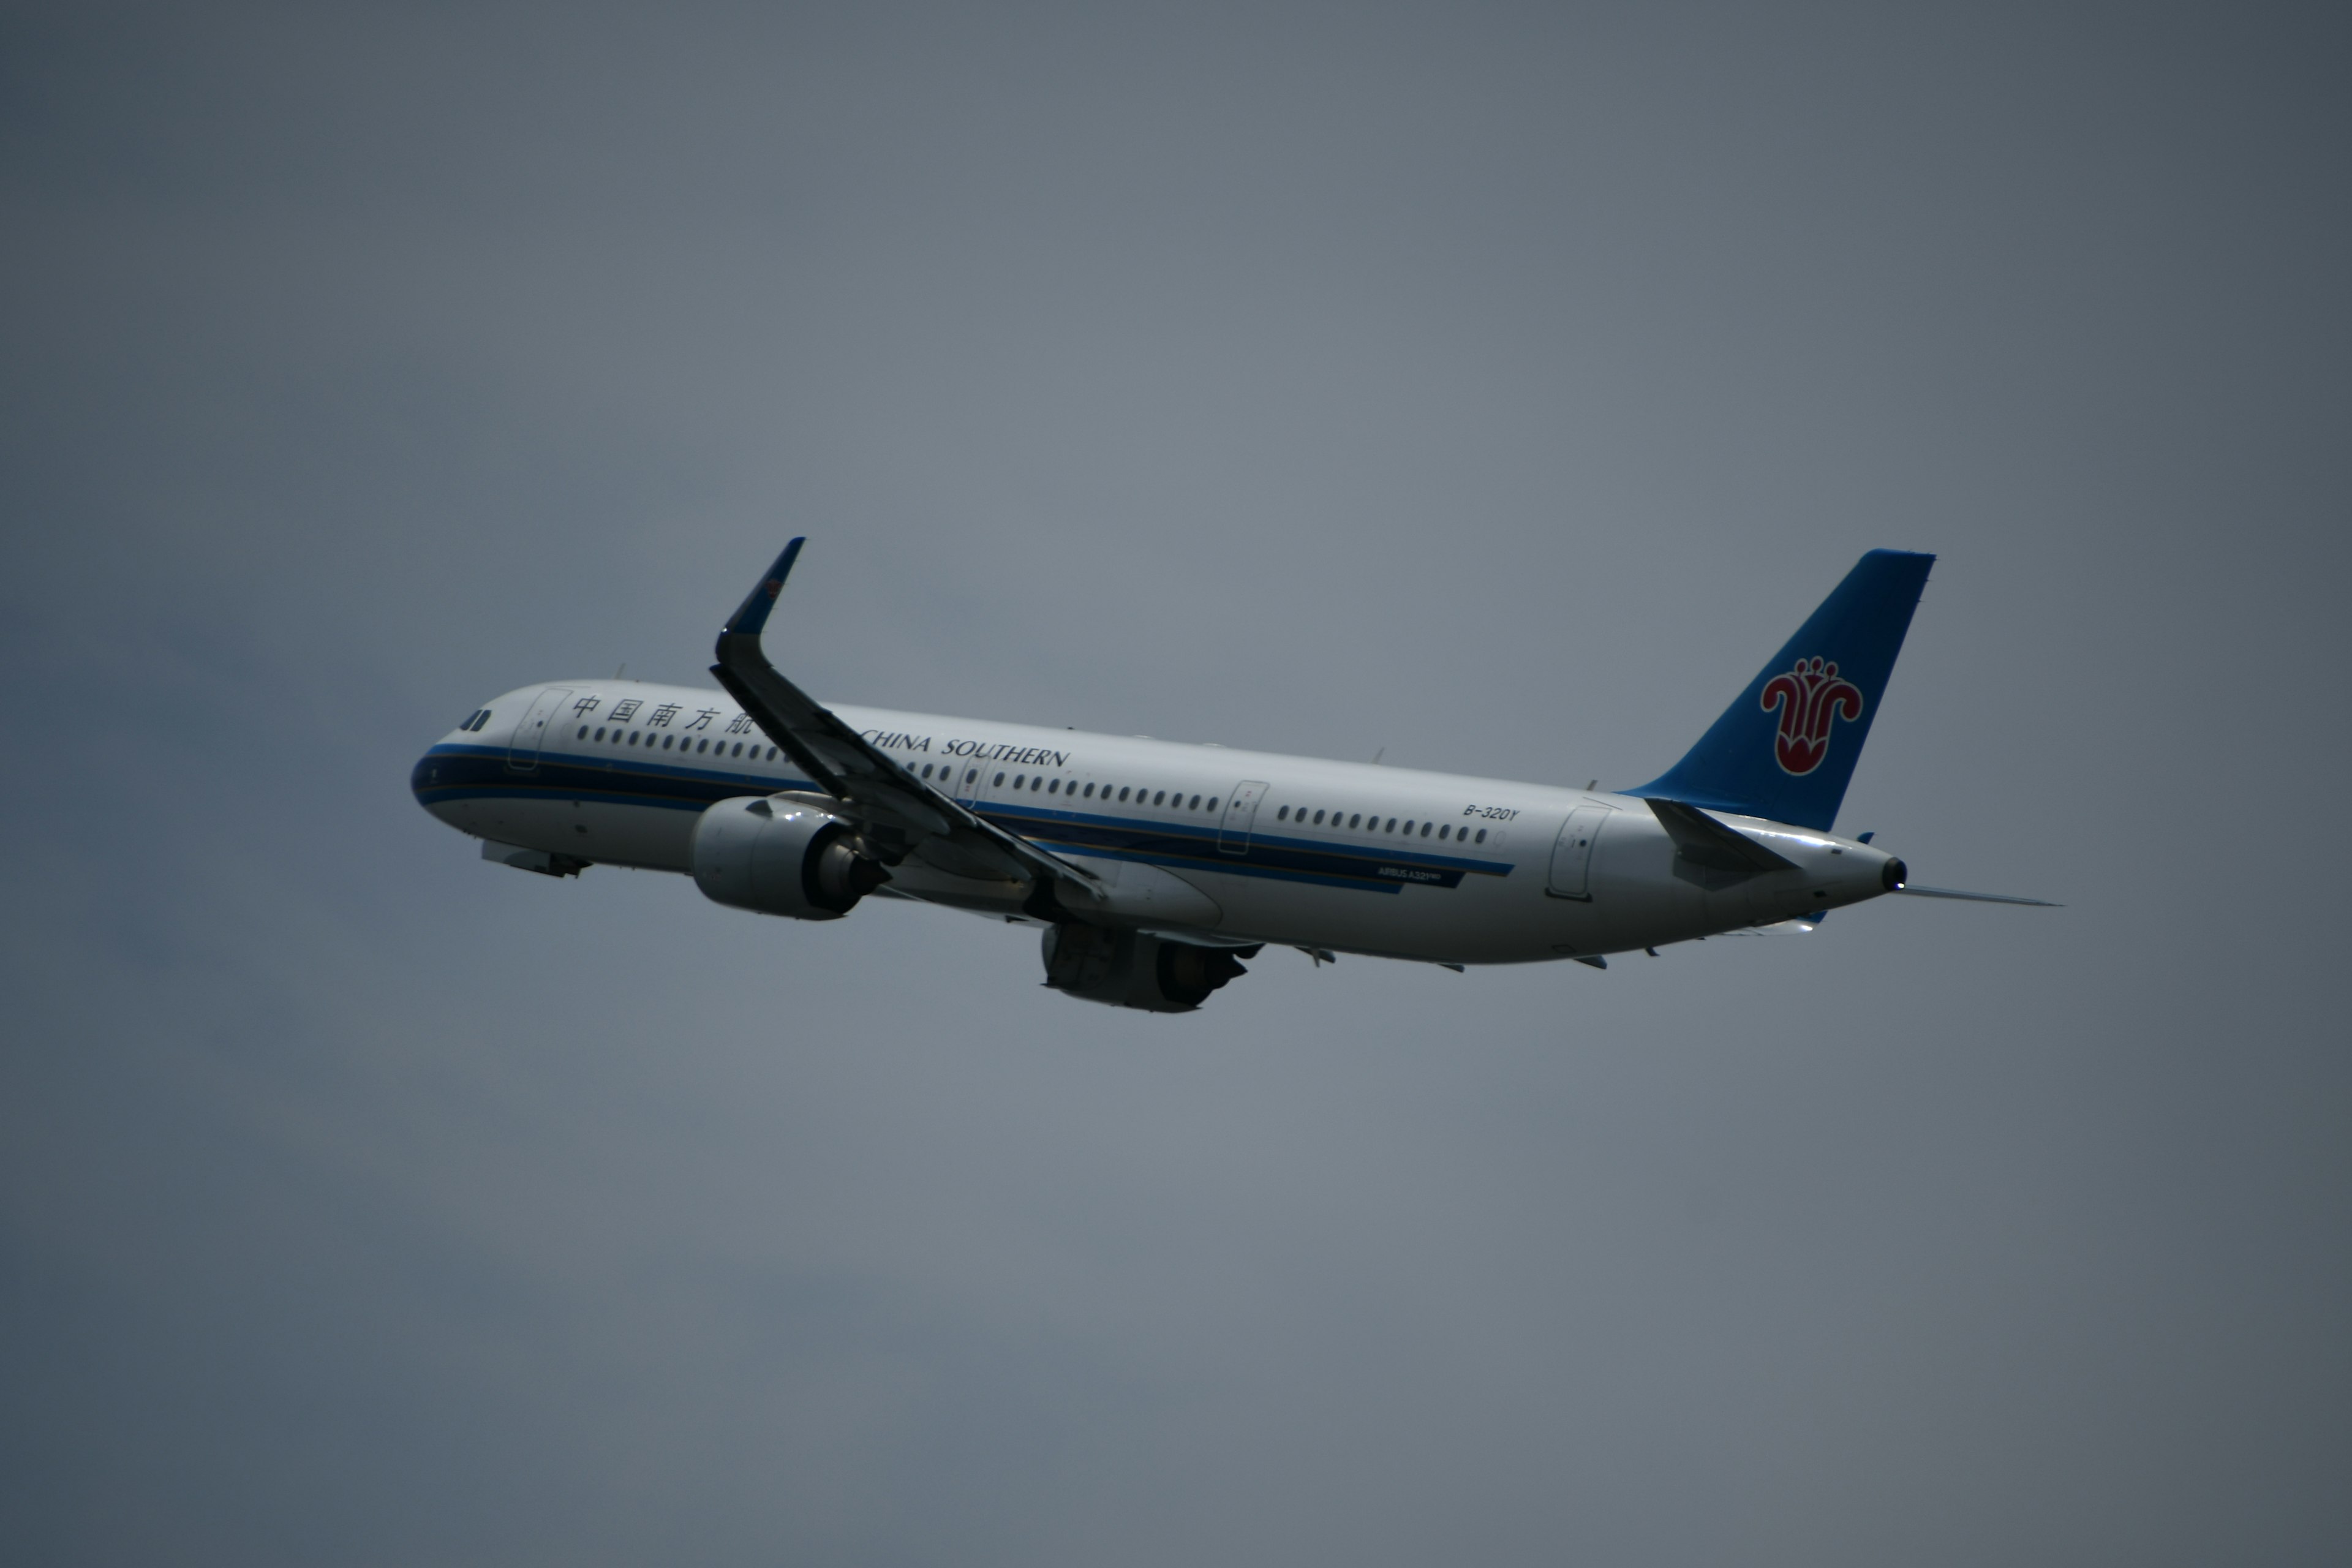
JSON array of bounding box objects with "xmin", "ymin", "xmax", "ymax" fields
[{"xmin": 4, "ymin": 3, "xmax": 2348, "ymax": 1563}]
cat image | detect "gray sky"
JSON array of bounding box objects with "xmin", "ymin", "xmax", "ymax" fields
[{"xmin": 4, "ymin": 3, "xmax": 2347, "ymax": 1562}]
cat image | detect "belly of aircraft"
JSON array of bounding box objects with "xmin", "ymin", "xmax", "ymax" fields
[{"xmin": 433, "ymin": 787, "xmax": 1743, "ymax": 966}]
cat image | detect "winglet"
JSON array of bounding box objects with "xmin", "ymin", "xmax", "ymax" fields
[{"xmin": 719, "ymin": 538, "xmax": 806, "ymax": 647}]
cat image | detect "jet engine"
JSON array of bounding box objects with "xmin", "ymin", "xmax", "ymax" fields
[
  {"xmin": 1041, "ymin": 923, "xmax": 1259, "ymax": 1012},
  {"xmin": 690, "ymin": 796, "xmax": 889, "ymax": 920}
]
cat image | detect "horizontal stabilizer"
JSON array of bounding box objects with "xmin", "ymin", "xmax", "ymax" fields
[{"xmin": 1646, "ymin": 797, "xmax": 1797, "ymax": 874}]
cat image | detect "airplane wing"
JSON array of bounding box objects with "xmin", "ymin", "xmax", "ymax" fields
[{"xmin": 709, "ymin": 540, "xmax": 1104, "ymax": 910}]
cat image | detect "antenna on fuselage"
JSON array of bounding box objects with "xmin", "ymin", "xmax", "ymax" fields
[{"xmin": 615, "ymin": 663, "xmax": 627, "ymax": 680}]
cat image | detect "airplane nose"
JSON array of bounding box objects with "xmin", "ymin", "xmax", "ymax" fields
[{"xmin": 411, "ymin": 750, "xmax": 453, "ymax": 815}]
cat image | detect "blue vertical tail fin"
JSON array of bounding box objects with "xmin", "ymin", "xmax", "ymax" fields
[{"xmin": 1627, "ymin": 549, "xmax": 1934, "ymax": 831}]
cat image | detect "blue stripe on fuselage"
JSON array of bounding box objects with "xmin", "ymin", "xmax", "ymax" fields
[
  {"xmin": 410, "ymin": 744, "xmax": 1512, "ymax": 894},
  {"xmin": 411, "ymin": 742, "xmax": 812, "ymax": 813}
]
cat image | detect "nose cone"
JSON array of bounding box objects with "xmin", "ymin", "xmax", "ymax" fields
[
  {"xmin": 411, "ymin": 746, "xmax": 470, "ymax": 829},
  {"xmin": 410, "ymin": 750, "xmax": 440, "ymax": 805}
]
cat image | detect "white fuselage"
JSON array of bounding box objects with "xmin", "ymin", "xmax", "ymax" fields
[{"xmin": 413, "ymin": 680, "xmax": 1898, "ymax": 967}]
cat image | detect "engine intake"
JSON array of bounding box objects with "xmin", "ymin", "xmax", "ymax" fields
[
  {"xmin": 1042, "ymin": 924, "xmax": 1257, "ymax": 1012},
  {"xmin": 691, "ymin": 796, "xmax": 888, "ymax": 921}
]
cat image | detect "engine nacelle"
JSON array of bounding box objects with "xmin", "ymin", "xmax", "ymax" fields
[
  {"xmin": 1041, "ymin": 923, "xmax": 1257, "ymax": 1012},
  {"xmin": 690, "ymin": 796, "xmax": 888, "ymax": 921}
]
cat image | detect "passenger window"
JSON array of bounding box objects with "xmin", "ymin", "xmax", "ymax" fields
[
  {"xmin": 1387, "ymin": 818, "xmax": 1398, "ymax": 832},
  {"xmin": 661, "ymin": 734, "xmax": 673, "ymax": 749},
  {"xmin": 699, "ymin": 738, "xmax": 710, "ymax": 753},
  {"xmin": 1313, "ymin": 810, "xmax": 1325, "ymax": 825},
  {"xmin": 1048, "ymin": 778, "xmax": 1060, "ymax": 794},
  {"xmin": 993, "ymin": 772, "xmax": 1006, "ymax": 786},
  {"xmin": 1153, "ymin": 790, "xmax": 1166, "ymax": 806},
  {"xmin": 1206, "ymin": 799, "xmax": 1218, "ymax": 812},
  {"xmin": 594, "ymin": 728, "xmax": 606, "ymax": 741},
  {"xmin": 1348, "ymin": 813, "xmax": 1360, "ymax": 829},
  {"xmin": 766, "ymin": 747, "xmax": 778, "ymax": 761},
  {"xmin": 1420, "ymin": 821, "xmax": 1432, "ymax": 837},
  {"xmin": 1012, "ymin": 774, "xmax": 1025, "ymax": 790},
  {"xmin": 1276, "ymin": 805, "xmax": 1289, "ymax": 821},
  {"xmin": 1438, "ymin": 824, "xmax": 1450, "ymax": 840},
  {"xmin": 1082, "ymin": 782, "xmax": 1095, "ymax": 797},
  {"xmin": 1113, "ymin": 786, "xmax": 1125, "ymax": 801},
  {"xmin": 1475, "ymin": 828, "xmax": 1487, "ymax": 844},
  {"xmin": 629, "ymin": 732, "xmax": 641, "ymax": 745},
  {"xmin": 1401, "ymin": 819, "xmax": 1411, "ymax": 834},
  {"xmin": 575, "ymin": 725, "xmax": 586, "ymax": 739}
]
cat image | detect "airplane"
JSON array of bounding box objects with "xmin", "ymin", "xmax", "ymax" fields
[{"xmin": 412, "ymin": 543, "xmax": 2051, "ymax": 1011}]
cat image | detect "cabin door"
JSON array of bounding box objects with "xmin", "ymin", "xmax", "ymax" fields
[{"xmin": 507, "ymin": 687, "xmax": 572, "ymax": 772}]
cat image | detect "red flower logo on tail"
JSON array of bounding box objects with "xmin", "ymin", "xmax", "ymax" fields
[{"xmin": 1761, "ymin": 657, "xmax": 1864, "ymax": 775}]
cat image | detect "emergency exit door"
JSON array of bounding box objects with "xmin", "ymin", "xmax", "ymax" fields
[
  {"xmin": 1218, "ymin": 781, "xmax": 1269, "ymax": 855},
  {"xmin": 1547, "ymin": 804, "xmax": 1613, "ymax": 899}
]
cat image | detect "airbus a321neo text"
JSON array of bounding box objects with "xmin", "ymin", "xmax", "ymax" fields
[{"xmin": 413, "ymin": 543, "xmax": 2049, "ymax": 1012}]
